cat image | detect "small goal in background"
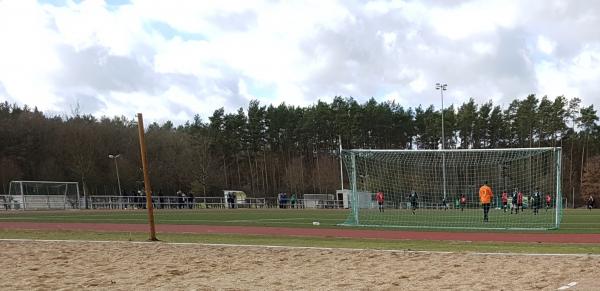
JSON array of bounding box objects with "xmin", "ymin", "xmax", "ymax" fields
[{"xmin": 6, "ymin": 180, "xmax": 80, "ymax": 210}]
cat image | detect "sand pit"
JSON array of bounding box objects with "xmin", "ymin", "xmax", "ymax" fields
[{"xmin": 1, "ymin": 240, "xmax": 599, "ymax": 290}]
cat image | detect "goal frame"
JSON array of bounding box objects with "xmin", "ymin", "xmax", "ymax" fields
[
  {"xmin": 7, "ymin": 180, "xmax": 81, "ymax": 210},
  {"xmin": 340, "ymin": 147, "xmax": 563, "ymax": 230}
]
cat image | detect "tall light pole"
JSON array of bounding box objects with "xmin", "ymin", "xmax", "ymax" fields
[
  {"xmin": 339, "ymin": 135, "xmax": 344, "ymax": 190},
  {"xmin": 108, "ymin": 154, "xmax": 122, "ymax": 196},
  {"xmin": 435, "ymin": 83, "xmax": 447, "ymax": 200}
]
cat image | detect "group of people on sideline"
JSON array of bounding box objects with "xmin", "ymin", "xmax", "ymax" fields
[{"xmin": 277, "ymin": 192, "xmax": 298, "ymax": 208}]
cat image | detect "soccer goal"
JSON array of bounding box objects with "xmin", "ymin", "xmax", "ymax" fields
[
  {"xmin": 7, "ymin": 181, "xmax": 80, "ymax": 210},
  {"xmin": 340, "ymin": 148, "xmax": 562, "ymax": 230}
]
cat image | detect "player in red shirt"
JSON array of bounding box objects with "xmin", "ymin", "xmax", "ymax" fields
[
  {"xmin": 501, "ymin": 191, "xmax": 508, "ymax": 213},
  {"xmin": 545, "ymin": 194, "xmax": 552, "ymax": 211},
  {"xmin": 460, "ymin": 194, "xmax": 467, "ymax": 211},
  {"xmin": 375, "ymin": 191, "xmax": 384, "ymax": 213}
]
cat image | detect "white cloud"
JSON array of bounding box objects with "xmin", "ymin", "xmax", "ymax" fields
[
  {"xmin": 536, "ymin": 44, "xmax": 600, "ymax": 105},
  {"xmin": 429, "ymin": 0, "xmax": 519, "ymax": 40},
  {"xmin": 537, "ymin": 35, "xmax": 557, "ymax": 55},
  {"xmin": 0, "ymin": 0, "xmax": 599, "ymax": 125},
  {"xmin": 472, "ymin": 42, "xmax": 495, "ymax": 55}
]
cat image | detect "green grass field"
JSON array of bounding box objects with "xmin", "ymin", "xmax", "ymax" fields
[{"xmin": 1, "ymin": 208, "xmax": 599, "ymax": 254}]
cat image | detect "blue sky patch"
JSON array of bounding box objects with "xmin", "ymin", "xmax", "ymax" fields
[{"xmin": 144, "ymin": 21, "xmax": 206, "ymax": 41}]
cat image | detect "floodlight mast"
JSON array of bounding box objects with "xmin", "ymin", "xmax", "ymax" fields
[
  {"xmin": 108, "ymin": 154, "xmax": 122, "ymax": 196},
  {"xmin": 435, "ymin": 83, "xmax": 448, "ymax": 200}
]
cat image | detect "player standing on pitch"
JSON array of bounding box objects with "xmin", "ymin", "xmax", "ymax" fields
[
  {"xmin": 545, "ymin": 193, "xmax": 551, "ymax": 211},
  {"xmin": 479, "ymin": 181, "xmax": 493, "ymax": 222},
  {"xmin": 460, "ymin": 193, "xmax": 467, "ymax": 211},
  {"xmin": 511, "ymin": 189, "xmax": 518, "ymax": 214},
  {"xmin": 517, "ymin": 190, "xmax": 523, "ymax": 213},
  {"xmin": 587, "ymin": 195, "xmax": 594, "ymax": 211},
  {"xmin": 532, "ymin": 187, "xmax": 541, "ymax": 215},
  {"xmin": 375, "ymin": 190, "xmax": 384, "ymax": 212},
  {"xmin": 409, "ymin": 191, "xmax": 418, "ymax": 215},
  {"xmin": 501, "ymin": 190, "xmax": 508, "ymax": 213}
]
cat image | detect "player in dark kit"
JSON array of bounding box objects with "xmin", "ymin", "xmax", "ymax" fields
[
  {"xmin": 517, "ymin": 191, "xmax": 523, "ymax": 213},
  {"xmin": 409, "ymin": 191, "xmax": 418, "ymax": 215},
  {"xmin": 532, "ymin": 188, "xmax": 541, "ymax": 215},
  {"xmin": 441, "ymin": 197, "xmax": 449, "ymax": 211},
  {"xmin": 511, "ymin": 189, "xmax": 518, "ymax": 214}
]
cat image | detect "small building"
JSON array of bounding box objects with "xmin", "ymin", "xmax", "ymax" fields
[{"xmin": 223, "ymin": 190, "xmax": 247, "ymax": 208}]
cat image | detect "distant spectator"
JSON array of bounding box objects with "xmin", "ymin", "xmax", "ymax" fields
[
  {"xmin": 188, "ymin": 193, "xmax": 194, "ymax": 209},
  {"xmin": 290, "ymin": 193, "xmax": 297, "ymax": 209},
  {"xmin": 131, "ymin": 190, "xmax": 137, "ymax": 209},
  {"xmin": 137, "ymin": 190, "xmax": 144, "ymax": 209},
  {"xmin": 178, "ymin": 191, "xmax": 186, "ymax": 209},
  {"xmin": 228, "ymin": 192, "xmax": 236, "ymax": 209},
  {"xmin": 277, "ymin": 193, "xmax": 283, "ymax": 209},
  {"xmin": 282, "ymin": 193, "xmax": 288, "ymax": 209},
  {"xmin": 140, "ymin": 190, "xmax": 146, "ymax": 209},
  {"xmin": 2, "ymin": 196, "xmax": 8, "ymax": 210}
]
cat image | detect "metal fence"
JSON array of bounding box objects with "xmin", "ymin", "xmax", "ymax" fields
[{"xmin": 0, "ymin": 194, "xmax": 350, "ymax": 210}]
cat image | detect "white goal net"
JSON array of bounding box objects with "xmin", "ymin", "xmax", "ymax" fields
[{"xmin": 341, "ymin": 148, "xmax": 562, "ymax": 230}]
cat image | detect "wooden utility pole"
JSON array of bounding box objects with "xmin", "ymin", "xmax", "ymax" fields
[{"xmin": 137, "ymin": 113, "xmax": 158, "ymax": 241}]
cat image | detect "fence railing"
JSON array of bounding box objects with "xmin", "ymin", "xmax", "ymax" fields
[{"xmin": 0, "ymin": 195, "xmax": 348, "ymax": 210}]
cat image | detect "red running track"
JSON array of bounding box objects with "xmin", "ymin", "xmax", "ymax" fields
[{"xmin": 0, "ymin": 222, "xmax": 599, "ymax": 244}]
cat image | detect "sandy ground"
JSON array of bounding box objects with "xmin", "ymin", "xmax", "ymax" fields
[{"xmin": 1, "ymin": 240, "xmax": 600, "ymax": 290}]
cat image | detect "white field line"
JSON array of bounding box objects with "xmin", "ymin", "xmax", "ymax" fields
[
  {"xmin": 557, "ymin": 282, "xmax": 578, "ymax": 290},
  {"xmin": 1, "ymin": 238, "xmax": 600, "ymax": 257}
]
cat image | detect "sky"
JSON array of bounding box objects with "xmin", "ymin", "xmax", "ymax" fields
[{"xmin": 0, "ymin": 0, "xmax": 599, "ymax": 124}]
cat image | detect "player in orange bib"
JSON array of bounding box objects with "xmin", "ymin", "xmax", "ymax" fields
[{"xmin": 479, "ymin": 181, "xmax": 494, "ymax": 222}]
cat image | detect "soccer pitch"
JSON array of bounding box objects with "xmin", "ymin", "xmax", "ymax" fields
[{"xmin": 0, "ymin": 208, "xmax": 598, "ymax": 234}]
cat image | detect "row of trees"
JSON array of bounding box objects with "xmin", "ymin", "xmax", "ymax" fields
[{"xmin": 0, "ymin": 95, "xmax": 598, "ymax": 205}]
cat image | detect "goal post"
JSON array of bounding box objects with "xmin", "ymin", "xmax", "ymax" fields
[
  {"xmin": 340, "ymin": 147, "xmax": 562, "ymax": 230},
  {"xmin": 7, "ymin": 181, "xmax": 80, "ymax": 210}
]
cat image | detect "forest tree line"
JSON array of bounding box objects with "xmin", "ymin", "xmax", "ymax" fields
[{"xmin": 0, "ymin": 94, "xmax": 598, "ymax": 206}]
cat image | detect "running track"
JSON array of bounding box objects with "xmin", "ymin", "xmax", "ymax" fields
[{"xmin": 1, "ymin": 222, "xmax": 600, "ymax": 243}]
